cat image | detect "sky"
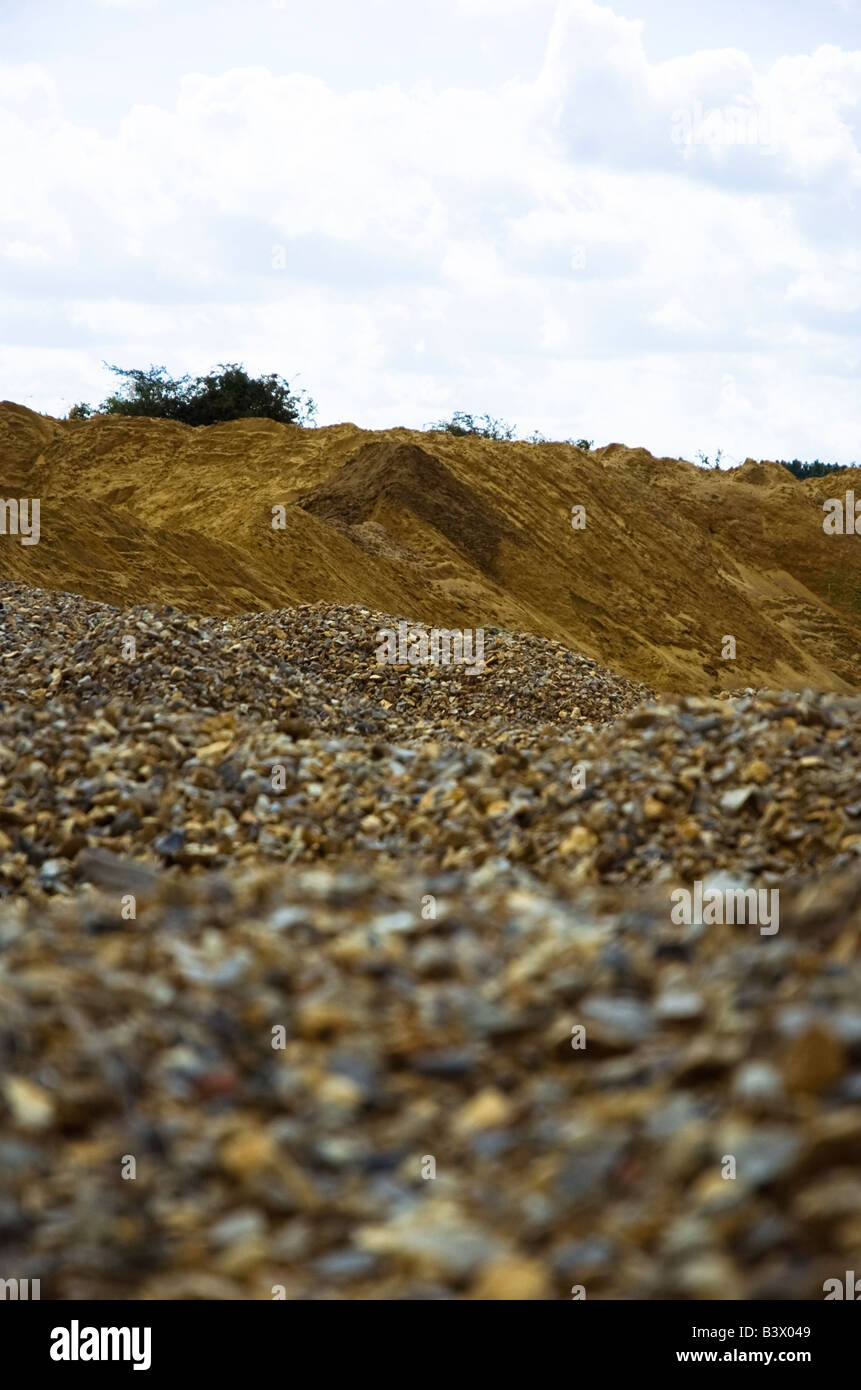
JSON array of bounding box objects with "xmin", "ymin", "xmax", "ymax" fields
[{"xmin": 0, "ymin": 0, "xmax": 859, "ymax": 463}]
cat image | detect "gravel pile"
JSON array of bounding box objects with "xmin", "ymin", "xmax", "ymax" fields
[
  {"xmin": 233, "ymin": 604, "xmax": 652, "ymax": 735},
  {"xmin": 0, "ymin": 581, "xmax": 653, "ymax": 899},
  {"xmin": 1, "ymin": 858, "xmax": 860, "ymax": 1300},
  {"xmin": 0, "ymin": 582, "xmax": 650, "ymax": 737},
  {"xmin": 1, "ymin": 579, "xmax": 859, "ymax": 1300},
  {"xmin": 1, "ymin": 671, "xmax": 859, "ymax": 903}
]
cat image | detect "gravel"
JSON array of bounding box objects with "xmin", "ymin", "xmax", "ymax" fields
[{"xmin": 1, "ymin": 578, "xmax": 859, "ymax": 1300}]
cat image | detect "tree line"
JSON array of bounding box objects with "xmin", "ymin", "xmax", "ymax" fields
[{"xmin": 66, "ymin": 366, "xmax": 854, "ymax": 473}]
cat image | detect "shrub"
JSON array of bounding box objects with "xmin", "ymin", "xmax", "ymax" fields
[
  {"xmin": 424, "ymin": 414, "xmax": 594, "ymax": 446},
  {"xmin": 425, "ymin": 411, "xmax": 516, "ymax": 440},
  {"xmin": 68, "ymin": 362, "xmax": 316, "ymax": 427}
]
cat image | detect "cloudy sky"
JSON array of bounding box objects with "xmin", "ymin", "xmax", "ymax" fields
[{"xmin": 1, "ymin": 0, "xmax": 859, "ymax": 462}]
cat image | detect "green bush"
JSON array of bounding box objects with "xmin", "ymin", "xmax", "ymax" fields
[
  {"xmin": 424, "ymin": 414, "xmax": 594, "ymax": 447},
  {"xmin": 68, "ymin": 362, "xmax": 316, "ymax": 427},
  {"xmin": 425, "ymin": 411, "xmax": 516, "ymax": 440}
]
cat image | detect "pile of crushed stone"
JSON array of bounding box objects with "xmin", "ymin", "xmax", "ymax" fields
[
  {"xmin": 0, "ymin": 628, "xmax": 859, "ymax": 900},
  {"xmin": 1, "ymin": 858, "xmax": 860, "ymax": 1300},
  {"xmin": 233, "ymin": 603, "xmax": 652, "ymax": 734},
  {"xmin": 1, "ymin": 579, "xmax": 860, "ymax": 1301},
  {"xmin": 0, "ymin": 582, "xmax": 650, "ymax": 740}
]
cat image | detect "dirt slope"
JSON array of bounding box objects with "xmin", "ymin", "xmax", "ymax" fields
[{"xmin": 1, "ymin": 401, "xmax": 859, "ymax": 693}]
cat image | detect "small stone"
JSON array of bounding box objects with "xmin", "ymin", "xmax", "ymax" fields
[
  {"xmin": 295, "ymin": 998, "xmax": 354, "ymax": 1038},
  {"xmin": 655, "ymin": 990, "xmax": 704, "ymax": 1022},
  {"xmin": 154, "ymin": 829, "xmax": 186, "ymax": 858},
  {"xmin": 793, "ymin": 1171, "xmax": 861, "ymax": 1225},
  {"xmin": 725, "ymin": 1125, "xmax": 802, "ymax": 1186},
  {"xmin": 742, "ymin": 759, "xmax": 770, "ymax": 784},
  {"xmin": 209, "ymin": 1209, "xmax": 266, "ymax": 1248},
  {"xmin": 357, "ymin": 1207, "xmax": 501, "ymax": 1277},
  {"xmin": 675, "ymin": 1253, "xmax": 739, "ymax": 1299},
  {"xmin": 732, "ymin": 1061, "xmax": 783, "ymax": 1106},
  {"xmin": 580, "ymin": 995, "xmax": 654, "ymax": 1047},
  {"xmin": 551, "ymin": 1238, "xmax": 615, "ymax": 1279},
  {"xmin": 470, "ymin": 1255, "xmax": 550, "ymax": 1300},
  {"xmin": 559, "ymin": 825, "xmax": 598, "ymax": 855},
  {"xmin": 2, "ymin": 1077, "xmax": 55, "ymax": 1131},
  {"xmin": 784, "ymin": 1024, "xmax": 846, "ymax": 1094},
  {"xmin": 219, "ymin": 1129, "xmax": 276, "ymax": 1178},
  {"xmin": 720, "ymin": 787, "xmax": 756, "ymax": 813},
  {"xmin": 407, "ymin": 1049, "xmax": 477, "ymax": 1077},
  {"xmin": 454, "ymin": 1088, "xmax": 514, "ymax": 1135},
  {"xmin": 311, "ymin": 1248, "xmax": 379, "ymax": 1281}
]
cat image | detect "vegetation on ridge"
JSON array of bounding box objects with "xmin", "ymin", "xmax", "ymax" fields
[
  {"xmin": 64, "ymin": 373, "xmax": 852, "ymax": 471},
  {"xmin": 778, "ymin": 458, "xmax": 854, "ymax": 479},
  {"xmin": 68, "ymin": 362, "xmax": 317, "ymax": 427},
  {"xmin": 425, "ymin": 411, "xmax": 592, "ymax": 448}
]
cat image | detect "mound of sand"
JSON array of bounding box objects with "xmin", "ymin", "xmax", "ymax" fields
[{"xmin": 2, "ymin": 401, "xmax": 860, "ymax": 693}]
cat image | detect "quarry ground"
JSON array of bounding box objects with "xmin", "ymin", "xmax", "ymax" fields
[{"xmin": 0, "ymin": 406, "xmax": 859, "ymax": 1300}]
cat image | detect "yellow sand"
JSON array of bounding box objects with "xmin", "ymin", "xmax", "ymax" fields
[{"xmin": 2, "ymin": 401, "xmax": 859, "ymax": 694}]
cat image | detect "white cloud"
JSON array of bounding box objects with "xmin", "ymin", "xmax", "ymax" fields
[
  {"xmin": 0, "ymin": 0, "xmax": 859, "ymax": 462},
  {"xmin": 3, "ymin": 241, "xmax": 52, "ymax": 266},
  {"xmin": 650, "ymin": 297, "xmax": 708, "ymax": 334},
  {"xmin": 457, "ymin": 0, "xmax": 544, "ymax": 10},
  {"xmin": 94, "ymin": 0, "xmax": 161, "ymax": 9},
  {"xmin": 0, "ymin": 63, "xmax": 56, "ymax": 104}
]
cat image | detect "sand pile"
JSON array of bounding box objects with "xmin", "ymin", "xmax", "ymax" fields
[{"xmin": 3, "ymin": 401, "xmax": 861, "ymax": 694}]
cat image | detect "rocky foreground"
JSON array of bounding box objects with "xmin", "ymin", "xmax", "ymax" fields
[{"xmin": 1, "ymin": 581, "xmax": 860, "ymax": 1299}]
